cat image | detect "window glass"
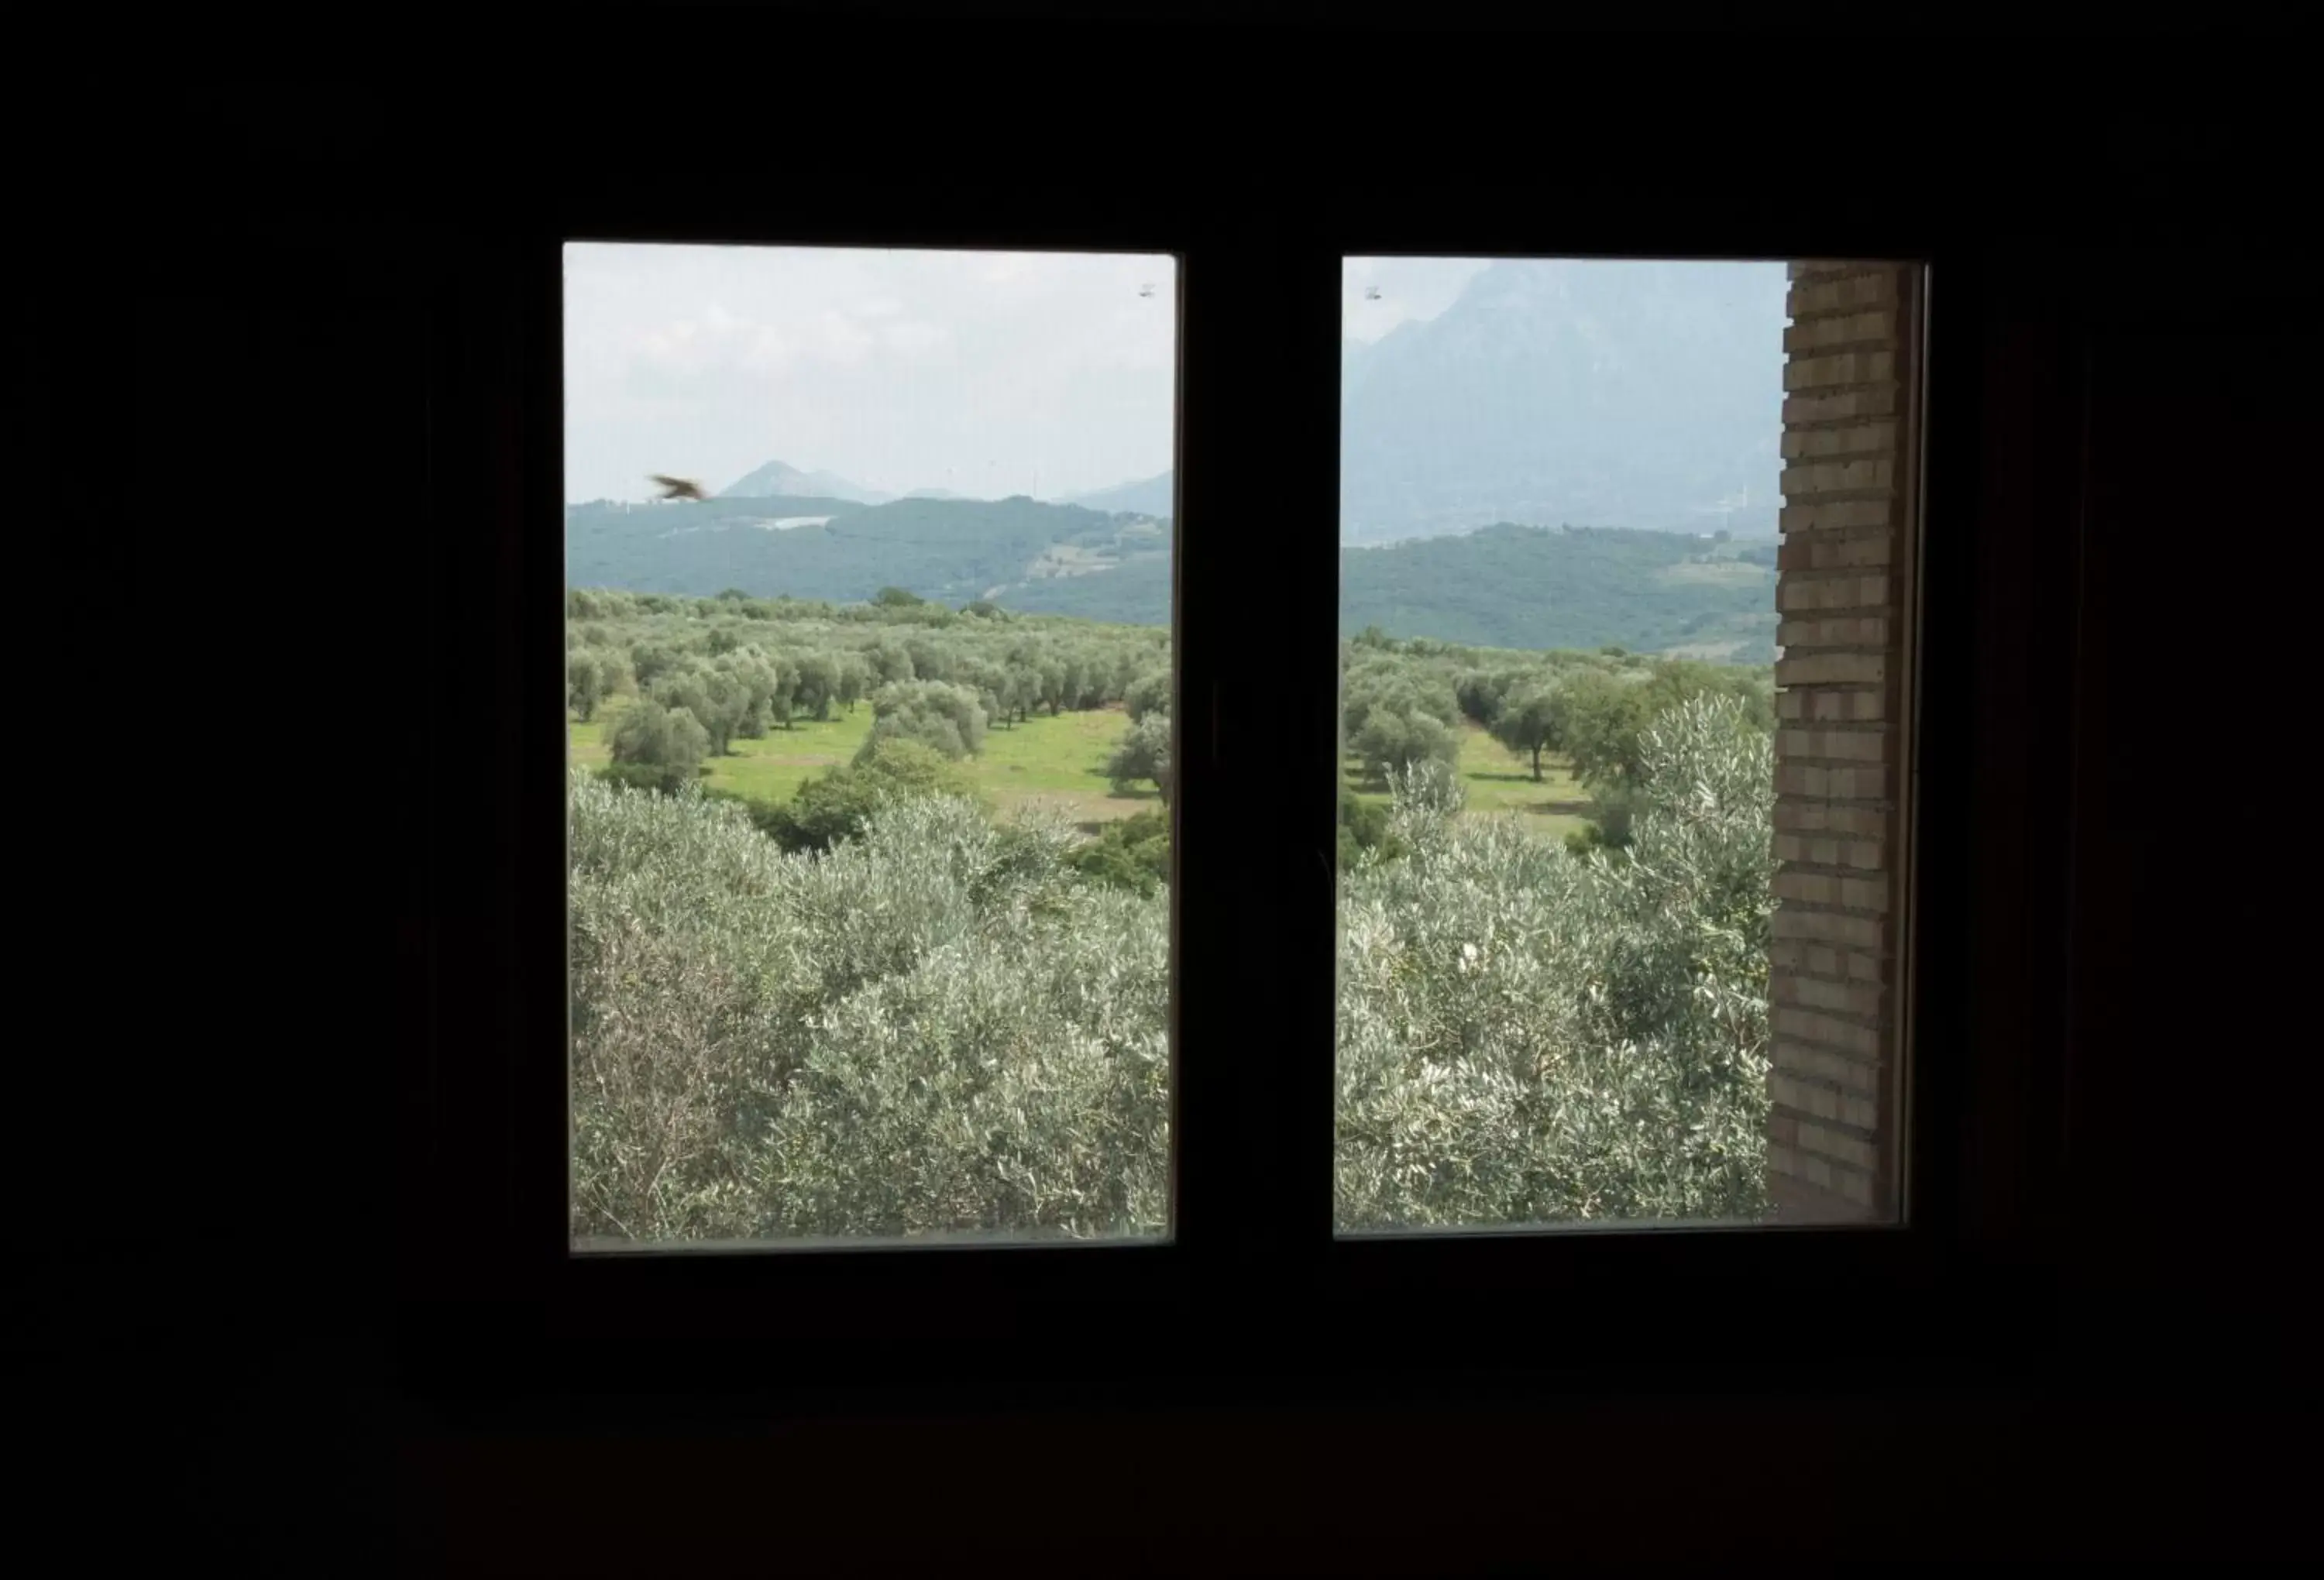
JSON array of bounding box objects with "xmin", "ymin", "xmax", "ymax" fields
[
  {"xmin": 1336, "ymin": 257, "xmax": 1793, "ymax": 1231},
  {"xmin": 564, "ymin": 245, "xmax": 1177, "ymax": 1248}
]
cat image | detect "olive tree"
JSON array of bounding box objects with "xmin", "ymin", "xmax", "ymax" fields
[
  {"xmin": 1487, "ymin": 678, "xmax": 1564, "ymax": 781},
  {"xmin": 1105, "ymin": 709, "xmax": 1174, "ymax": 804},
  {"xmin": 604, "ymin": 698, "xmax": 710, "ymax": 793},
  {"xmin": 859, "ymin": 680, "xmax": 988, "ymax": 761}
]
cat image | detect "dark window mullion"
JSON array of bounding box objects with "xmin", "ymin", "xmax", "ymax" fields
[{"xmin": 1172, "ymin": 222, "xmax": 1342, "ymax": 1300}]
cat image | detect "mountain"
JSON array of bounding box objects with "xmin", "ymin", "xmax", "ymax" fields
[
  {"xmin": 564, "ymin": 493, "xmax": 1167, "ymax": 610},
  {"xmin": 568, "ymin": 492, "xmax": 1773, "ymax": 661},
  {"xmin": 1000, "ymin": 522, "xmax": 1776, "ymax": 662},
  {"xmin": 1062, "ymin": 470, "xmax": 1175, "ymax": 517},
  {"xmin": 722, "ymin": 458, "xmax": 892, "ymax": 503},
  {"xmin": 1340, "ymin": 524, "xmax": 1775, "ymax": 661},
  {"xmin": 1339, "ymin": 259, "xmax": 1786, "ymax": 544}
]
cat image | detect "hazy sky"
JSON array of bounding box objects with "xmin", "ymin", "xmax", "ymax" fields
[
  {"xmin": 565, "ymin": 244, "xmax": 1183, "ymax": 504},
  {"xmin": 1341, "ymin": 256, "xmax": 1494, "ymax": 343},
  {"xmin": 563, "ymin": 246, "xmax": 1505, "ymax": 504}
]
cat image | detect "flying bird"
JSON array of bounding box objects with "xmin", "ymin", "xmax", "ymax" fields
[
  {"xmin": 651, "ymin": 474, "xmax": 710, "ymax": 501},
  {"xmin": 1363, "ymin": 285, "xmax": 1382, "ymax": 301},
  {"xmin": 1138, "ymin": 283, "xmax": 1157, "ymax": 298}
]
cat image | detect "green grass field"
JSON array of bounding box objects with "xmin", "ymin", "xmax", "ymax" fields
[{"xmin": 572, "ymin": 702, "xmax": 1593, "ymax": 840}]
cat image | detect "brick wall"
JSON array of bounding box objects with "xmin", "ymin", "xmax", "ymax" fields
[{"xmin": 1767, "ymin": 260, "xmax": 1922, "ymax": 1222}]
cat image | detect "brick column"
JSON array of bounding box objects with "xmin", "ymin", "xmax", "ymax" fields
[{"xmin": 1765, "ymin": 260, "xmax": 1922, "ymax": 1223}]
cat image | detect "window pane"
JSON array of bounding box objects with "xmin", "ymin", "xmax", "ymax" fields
[
  {"xmin": 1336, "ymin": 256, "xmax": 1893, "ymax": 1231},
  {"xmin": 565, "ymin": 245, "xmax": 1177, "ymax": 1248}
]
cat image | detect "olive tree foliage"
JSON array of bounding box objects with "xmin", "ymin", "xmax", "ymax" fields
[
  {"xmin": 603, "ymin": 698, "xmax": 710, "ymax": 792},
  {"xmin": 1335, "ymin": 696, "xmax": 1774, "ymax": 1229},
  {"xmin": 570, "ymin": 693, "xmax": 1772, "ymax": 1245},
  {"xmin": 858, "ymin": 680, "xmax": 989, "ymax": 761},
  {"xmin": 566, "ymin": 649, "xmax": 607, "ymax": 721},
  {"xmin": 1487, "ymin": 678, "xmax": 1564, "ymax": 782},
  {"xmin": 759, "ymin": 737, "xmax": 978, "ymax": 854},
  {"xmin": 1343, "ymin": 656, "xmax": 1463, "ymax": 785},
  {"xmin": 1105, "ymin": 709, "xmax": 1174, "ymax": 803},
  {"xmin": 1125, "ymin": 668, "xmax": 1173, "ymax": 722},
  {"xmin": 568, "ymin": 778, "xmax": 1169, "ymax": 1242}
]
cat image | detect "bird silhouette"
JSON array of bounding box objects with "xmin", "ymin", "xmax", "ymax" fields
[{"xmin": 651, "ymin": 474, "xmax": 710, "ymax": 501}]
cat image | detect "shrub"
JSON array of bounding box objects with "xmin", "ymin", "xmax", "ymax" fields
[
  {"xmin": 1336, "ymin": 786, "xmax": 1407, "ymax": 870},
  {"xmin": 858, "ymin": 680, "xmax": 988, "ymax": 761},
  {"xmin": 762, "ymin": 737, "xmax": 979, "ymax": 854},
  {"xmin": 596, "ymin": 760, "xmax": 703, "ymax": 795},
  {"xmin": 1067, "ymin": 809, "xmax": 1171, "ymax": 895},
  {"xmin": 606, "ymin": 698, "xmax": 710, "ymax": 784},
  {"xmin": 1104, "ymin": 710, "xmax": 1173, "ymax": 802},
  {"xmin": 567, "ymin": 696, "xmax": 1773, "ymax": 1245},
  {"xmin": 568, "ymin": 781, "xmax": 1167, "ymax": 1242},
  {"xmin": 1334, "ymin": 696, "xmax": 1772, "ymax": 1229}
]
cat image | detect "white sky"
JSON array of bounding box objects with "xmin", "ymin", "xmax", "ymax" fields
[
  {"xmin": 564, "ymin": 244, "xmax": 1181, "ymax": 503},
  {"xmin": 564, "ymin": 246, "xmax": 1497, "ymax": 504}
]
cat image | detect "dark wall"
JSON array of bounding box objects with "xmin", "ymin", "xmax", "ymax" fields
[{"xmin": 33, "ymin": 14, "xmax": 2310, "ymax": 1568}]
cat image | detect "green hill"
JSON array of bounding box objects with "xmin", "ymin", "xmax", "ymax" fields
[
  {"xmin": 1342, "ymin": 524, "xmax": 1776, "ymax": 661},
  {"xmin": 565, "ymin": 496, "xmax": 1774, "ymax": 662},
  {"xmin": 563, "ymin": 493, "xmax": 1166, "ymax": 608},
  {"xmin": 990, "ymin": 523, "xmax": 1773, "ymax": 661}
]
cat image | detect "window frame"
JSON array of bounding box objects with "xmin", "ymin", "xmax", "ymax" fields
[{"xmin": 404, "ymin": 176, "xmax": 2068, "ymax": 1408}]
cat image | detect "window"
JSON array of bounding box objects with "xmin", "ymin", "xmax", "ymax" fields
[
  {"xmin": 555, "ymin": 239, "xmax": 1922, "ymax": 1261},
  {"xmin": 1335, "ymin": 256, "xmax": 1796, "ymax": 1232},
  {"xmin": 1336, "ymin": 256, "xmax": 1922, "ymax": 1232},
  {"xmin": 564, "ymin": 244, "xmax": 1180, "ymax": 1248}
]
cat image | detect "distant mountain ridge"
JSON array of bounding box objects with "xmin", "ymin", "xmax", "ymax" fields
[
  {"xmin": 1061, "ymin": 470, "xmax": 1174, "ymax": 517},
  {"xmin": 723, "ymin": 458, "xmax": 892, "ymax": 503},
  {"xmin": 566, "ymin": 491, "xmax": 1773, "ymax": 661},
  {"xmin": 565, "ymin": 492, "xmax": 1169, "ymax": 612},
  {"xmin": 1339, "ymin": 259, "xmax": 1786, "ymax": 544}
]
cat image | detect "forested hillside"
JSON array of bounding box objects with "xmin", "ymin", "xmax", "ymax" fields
[
  {"xmin": 562, "ymin": 493, "xmax": 1166, "ymax": 607},
  {"xmin": 1343, "ymin": 525, "xmax": 1776, "ymax": 661},
  {"xmin": 569, "ymin": 495, "xmax": 1774, "ymax": 660}
]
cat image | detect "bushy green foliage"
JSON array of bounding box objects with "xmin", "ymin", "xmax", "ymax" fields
[
  {"xmin": 1486, "ymin": 678, "xmax": 1564, "ymax": 782},
  {"xmin": 1064, "ymin": 809, "xmax": 1171, "ymax": 896},
  {"xmin": 607, "ymin": 698, "xmax": 709, "ymax": 783},
  {"xmin": 1105, "ymin": 710, "xmax": 1174, "ymax": 802},
  {"xmin": 1337, "ymin": 786, "xmax": 1406, "ymax": 870},
  {"xmin": 569, "ymin": 695, "xmax": 1773, "ymax": 1244},
  {"xmin": 859, "ymin": 679, "xmax": 989, "ymax": 761},
  {"xmin": 1334, "ymin": 699, "xmax": 1774, "ymax": 1228},
  {"xmin": 1343, "ymin": 657, "xmax": 1463, "ymax": 786},
  {"xmin": 758, "ymin": 737, "xmax": 977, "ymax": 854},
  {"xmin": 1124, "ymin": 668, "xmax": 1172, "ymax": 722},
  {"xmin": 569, "ymin": 782, "xmax": 1169, "ymax": 1242},
  {"xmin": 596, "ymin": 760, "xmax": 702, "ymax": 795},
  {"xmin": 566, "ymin": 649, "xmax": 607, "ymax": 721},
  {"xmin": 1343, "ymin": 637, "xmax": 1772, "ymax": 847}
]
